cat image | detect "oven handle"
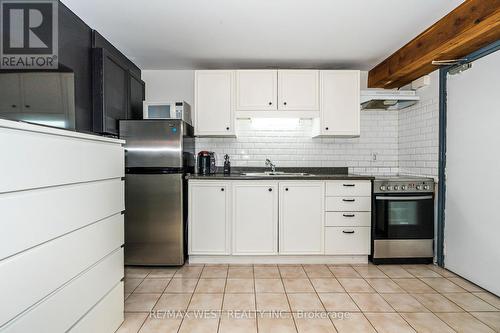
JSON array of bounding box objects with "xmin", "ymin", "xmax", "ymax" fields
[{"xmin": 375, "ymin": 195, "xmax": 433, "ymax": 201}]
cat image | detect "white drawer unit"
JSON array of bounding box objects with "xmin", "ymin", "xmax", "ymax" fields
[
  {"xmin": 325, "ymin": 212, "xmax": 371, "ymax": 227},
  {"xmin": 325, "ymin": 180, "xmax": 371, "ymax": 196},
  {"xmin": 325, "ymin": 196, "xmax": 371, "ymax": 212},
  {"xmin": 0, "ymin": 119, "xmax": 125, "ymax": 333},
  {"xmin": 325, "ymin": 227, "xmax": 371, "ymax": 255}
]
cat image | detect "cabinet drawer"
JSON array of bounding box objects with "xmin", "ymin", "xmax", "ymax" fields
[
  {"xmin": 325, "ymin": 196, "xmax": 371, "ymax": 212},
  {"xmin": 325, "ymin": 227, "xmax": 370, "ymax": 255},
  {"xmin": 325, "ymin": 212, "xmax": 371, "ymax": 227},
  {"xmin": 325, "ymin": 180, "xmax": 371, "ymax": 196}
]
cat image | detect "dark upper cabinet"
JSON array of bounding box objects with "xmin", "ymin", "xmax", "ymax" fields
[
  {"xmin": 129, "ymin": 73, "xmax": 146, "ymax": 120},
  {"xmin": 92, "ymin": 48, "xmax": 128, "ymax": 135},
  {"xmin": 91, "ymin": 31, "xmax": 145, "ymax": 135}
]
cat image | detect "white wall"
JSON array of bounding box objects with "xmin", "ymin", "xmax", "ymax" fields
[
  {"xmin": 142, "ymin": 69, "xmax": 439, "ymax": 176},
  {"xmin": 142, "ymin": 70, "xmax": 195, "ymax": 106}
]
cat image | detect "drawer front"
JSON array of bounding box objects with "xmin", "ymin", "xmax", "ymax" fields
[
  {"xmin": 325, "ymin": 227, "xmax": 370, "ymax": 255},
  {"xmin": 326, "ymin": 180, "xmax": 371, "ymax": 197},
  {"xmin": 325, "ymin": 196, "xmax": 371, "ymax": 212},
  {"xmin": 325, "ymin": 212, "xmax": 371, "ymax": 227},
  {"xmin": 0, "ymin": 126, "xmax": 124, "ymax": 193}
]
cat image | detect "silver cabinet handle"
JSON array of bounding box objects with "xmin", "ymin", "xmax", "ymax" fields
[{"xmin": 376, "ymin": 196, "xmax": 432, "ymax": 201}]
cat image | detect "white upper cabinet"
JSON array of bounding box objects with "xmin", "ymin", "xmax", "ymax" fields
[
  {"xmin": 0, "ymin": 73, "xmax": 72, "ymax": 116},
  {"xmin": 232, "ymin": 183, "xmax": 278, "ymax": 255},
  {"xmin": 23, "ymin": 74, "xmax": 65, "ymax": 114},
  {"xmin": 278, "ymin": 70, "xmax": 319, "ymax": 111},
  {"xmin": 194, "ymin": 70, "xmax": 235, "ymax": 136},
  {"xmin": 195, "ymin": 69, "xmax": 360, "ymax": 137},
  {"xmin": 0, "ymin": 74, "xmax": 21, "ymax": 113},
  {"xmin": 236, "ymin": 70, "xmax": 277, "ymax": 111},
  {"xmin": 314, "ymin": 70, "xmax": 360, "ymax": 137},
  {"xmin": 279, "ymin": 182, "xmax": 324, "ymax": 254}
]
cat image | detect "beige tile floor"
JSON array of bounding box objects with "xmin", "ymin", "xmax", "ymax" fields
[{"xmin": 117, "ymin": 263, "xmax": 500, "ymax": 333}]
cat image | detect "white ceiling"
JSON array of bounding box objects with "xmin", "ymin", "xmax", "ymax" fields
[{"xmin": 62, "ymin": 0, "xmax": 463, "ymax": 70}]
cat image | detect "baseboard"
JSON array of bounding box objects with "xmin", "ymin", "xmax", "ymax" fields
[{"xmin": 188, "ymin": 255, "xmax": 368, "ymax": 264}]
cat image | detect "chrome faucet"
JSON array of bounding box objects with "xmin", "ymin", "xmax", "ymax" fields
[{"xmin": 265, "ymin": 158, "xmax": 276, "ymax": 173}]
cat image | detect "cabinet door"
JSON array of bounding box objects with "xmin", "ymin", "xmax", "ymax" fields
[
  {"xmin": 233, "ymin": 183, "xmax": 278, "ymax": 254},
  {"xmin": 189, "ymin": 183, "xmax": 230, "ymax": 254},
  {"xmin": 279, "ymin": 182, "xmax": 324, "ymax": 254},
  {"xmin": 129, "ymin": 74, "xmax": 145, "ymax": 120},
  {"xmin": 92, "ymin": 48, "xmax": 128, "ymax": 136},
  {"xmin": 195, "ymin": 70, "xmax": 235, "ymax": 136},
  {"xmin": 0, "ymin": 74, "xmax": 22, "ymax": 113},
  {"xmin": 319, "ymin": 70, "xmax": 360, "ymax": 136},
  {"xmin": 22, "ymin": 73, "xmax": 64, "ymax": 113},
  {"xmin": 278, "ymin": 70, "xmax": 319, "ymax": 111},
  {"xmin": 236, "ymin": 70, "xmax": 277, "ymax": 111}
]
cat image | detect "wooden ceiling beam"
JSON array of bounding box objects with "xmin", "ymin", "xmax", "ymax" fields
[{"xmin": 368, "ymin": 0, "xmax": 500, "ymax": 89}]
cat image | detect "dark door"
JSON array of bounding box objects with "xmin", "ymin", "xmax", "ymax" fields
[
  {"xmin": 93, "ymin": 47, "xmax": 128, "ymax": 135},
  {"xmin": 129, "ymin": 73, "xmax": 145, "ymax": 120}
]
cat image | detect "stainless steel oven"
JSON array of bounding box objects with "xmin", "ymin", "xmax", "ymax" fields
[{"xmin": 372, "ymin": 177, "xmax": 435, "ymax": 264}]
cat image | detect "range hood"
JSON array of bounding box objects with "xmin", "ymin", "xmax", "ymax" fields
[{"xmin": 360, "ymin": 89, "xmax": 419, "ymax": 110}]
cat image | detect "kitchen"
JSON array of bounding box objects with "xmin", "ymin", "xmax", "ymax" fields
[{"xmin": 1, "ymin": 1, "xmax": 499, "ymax": 333}]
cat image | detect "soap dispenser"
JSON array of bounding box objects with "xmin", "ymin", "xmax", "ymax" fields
[{"xmin": 223, "ymin": 154, "xmax": 231, "ymax": 175}]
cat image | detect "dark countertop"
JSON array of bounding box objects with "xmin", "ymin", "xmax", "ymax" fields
[{"xmin": 186, "ymin": 167, "xmax": 374, "ymax": 181}]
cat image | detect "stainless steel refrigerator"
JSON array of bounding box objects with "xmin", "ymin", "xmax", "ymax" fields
[{"xmin": 119, "ymin": 120, "xmax": 194, "ymax": 265}]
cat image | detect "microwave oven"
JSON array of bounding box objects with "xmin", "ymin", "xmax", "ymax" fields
[{"xmin": 143, "ymin": 101, "xmax": 192, "ymax": 124}]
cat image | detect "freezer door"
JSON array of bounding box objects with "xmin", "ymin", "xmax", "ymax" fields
[
  {"xmin": 125, "ymin": 173, "xmax": 185, "ymax": 265},
  {"xmin": 120, "ymin": 120, "xmax": 183, "ymax": 168}
]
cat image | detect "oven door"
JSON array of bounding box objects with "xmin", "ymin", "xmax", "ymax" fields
[{"xmin": 375, "ymin": 193, "xmax": 434, "ymax": 239}]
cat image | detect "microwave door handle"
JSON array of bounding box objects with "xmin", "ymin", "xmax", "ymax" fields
[{"xmin": 375, "ymin": 196, "xmax": 433, "ymax": 201}]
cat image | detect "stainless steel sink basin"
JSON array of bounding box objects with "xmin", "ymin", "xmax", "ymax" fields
[{"xmin": 241, "ymin": 171, "xmax": 310, "ymax": 177}]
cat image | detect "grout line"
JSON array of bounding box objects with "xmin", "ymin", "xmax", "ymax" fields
[
  {"xmin": 279, "ymin": 265, "xmax": 299, "ymax": 333},
  {"xmin": 216, "ymin": 266, "xmax": 229, "ymax": 333},
  {"xmin": 252, "ymin": 265, "xmax": 259, "ymax": 333},
  {"xmin": 177, "ymin": 264, "xmax": 204, "ymax": 333}
]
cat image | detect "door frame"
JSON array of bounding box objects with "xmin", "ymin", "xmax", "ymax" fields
[{"xmin": 436, "ymin": 40, "xmax": 500, "ymax": 266}]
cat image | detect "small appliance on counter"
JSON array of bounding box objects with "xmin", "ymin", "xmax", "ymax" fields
[
  {"xmin": 143, "ymin": 101, "xmax": 192, "ymax": 125},
  {"xmin": 223, "ymin": 154, "xmax": 231, "ymax": 175},
  {"xmin": 197, "ymin": 151, "xmax": 216, "ymax": 175},
  {"xmin": 371, "ymin": 176, "xmax": 435, "ymax": 264}
]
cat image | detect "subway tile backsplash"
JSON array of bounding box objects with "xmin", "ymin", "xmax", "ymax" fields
[
  {"xmin": 195, "ymin": 110, "xmax": 400, "ymax": 176},
  {"xmin": 399, "ymin": 98, "xmax": 439, "ymax": 178}
]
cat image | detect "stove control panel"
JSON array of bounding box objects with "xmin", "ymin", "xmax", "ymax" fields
[{"xmin": 374, "ymin": 179, "xmax": 434, "ymax": 193}]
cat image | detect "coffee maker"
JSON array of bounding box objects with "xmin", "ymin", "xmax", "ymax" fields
[{"xmin": 197, "ymin": 151, "xmax": 216, "ymax": 175}]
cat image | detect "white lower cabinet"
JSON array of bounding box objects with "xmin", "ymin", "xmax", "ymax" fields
[
  {"xmin": 188, "ymin": 182, "xmax": 230, "ymax": 254},
  {"xmin": 279, "ymin": 182, "xmax": 324, "ymax": 254},
  {"xmin": 188, "ymin": 179, "xmax": 372, "ymax": 260},
  {"xmin": 233, "ymin": 183, "xmax": 278, "ymax": 254},
  {"xmin": 324, "ymin": 180, "xmax": 372, "ymax": 256}
]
